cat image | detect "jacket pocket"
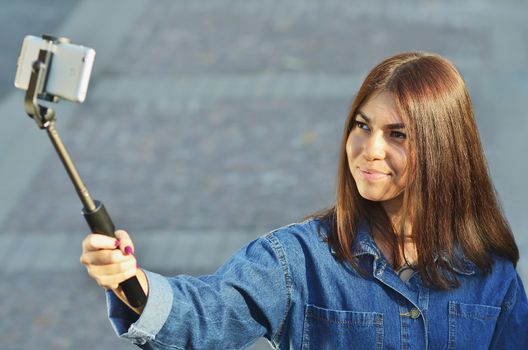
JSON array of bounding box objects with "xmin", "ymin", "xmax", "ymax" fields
[
  {"xmin": 448, "ymin": 301, "xmax": 501, "ymax": 350},
  {"xmin": 301, "ymin": 304, "xmax": 383, "ymax": 350}
]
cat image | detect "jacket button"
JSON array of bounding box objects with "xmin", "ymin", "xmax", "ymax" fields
[{"xmin": 409, "ymin": 308, "xmax": 421, "ymax": 319}]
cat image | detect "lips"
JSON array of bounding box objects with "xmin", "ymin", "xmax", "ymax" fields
[{"xmin": 358, "ymin": 167, "xmax": 390, "ymax": 180}]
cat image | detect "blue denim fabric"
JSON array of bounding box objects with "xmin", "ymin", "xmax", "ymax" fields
[{"xmin": 106, "ymin": 219, "xmax": 528, "ymax": 349}]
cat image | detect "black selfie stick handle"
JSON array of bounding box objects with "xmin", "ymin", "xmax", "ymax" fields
[
  {"xmin": 82, "ymin": 201, "xmax": 147, "ymax": 308},
  {"xmin": 82, "ymin": 201, "xmax": 116, "ymax": 236}
]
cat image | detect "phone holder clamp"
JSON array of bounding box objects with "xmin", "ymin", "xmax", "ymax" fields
[{"xmin": 24, "ymin": 35, "xmax": 70, "ymax": 129}]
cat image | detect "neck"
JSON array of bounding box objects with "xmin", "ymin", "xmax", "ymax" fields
[
  {"xmin": 377, "ymin": 195, "xmax": 417, "ymax": 266},
  {"xmin": 381, "ymin": 194, "xmax": 410, "ymax": 237}
]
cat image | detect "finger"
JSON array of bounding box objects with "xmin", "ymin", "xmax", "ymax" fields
[
  {"xmin": 87, "ymin": 255, "xmax": 136, "ymax": 276},
  {"xmin": 93, "ymin": 265, "xmax": 138, "ymax": 290},
  {"xmin": 115, "ymin": 229, "xmax": 135, "ymax": 256},
  {"xmin": 82, "ymin": 233, "xmax": 119, "ymax": 253},
  {"xmin": 80, "ymin": 248, "xmax": 130, "ymax": 266}
]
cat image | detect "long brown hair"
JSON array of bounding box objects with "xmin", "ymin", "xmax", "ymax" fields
[{"xmin": 311, "ymin": 52, "xmax": 519, "ymax": 290}]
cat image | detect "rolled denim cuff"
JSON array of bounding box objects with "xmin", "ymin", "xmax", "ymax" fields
[{"xmin": 106, "ymin": 269, "xmax": 173, "ymax": 345}]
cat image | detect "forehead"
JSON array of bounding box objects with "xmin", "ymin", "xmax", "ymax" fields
[{"xmin": 359, "ymin": 91, "xmax": 403, "ymax": 124}]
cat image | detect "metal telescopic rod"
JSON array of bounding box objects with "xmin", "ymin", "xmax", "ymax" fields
[{"xmin": 45, "ymin": 121, "xmax": 97, "ymax": 212}]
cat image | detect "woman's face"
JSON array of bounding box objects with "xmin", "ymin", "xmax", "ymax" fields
[{"xmin": 346, "ymin": 91, "xmax": 410, "ymax": 207}]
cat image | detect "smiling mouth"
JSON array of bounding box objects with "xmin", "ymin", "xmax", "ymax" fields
[{"xmin": 359, "ymin": 168, "xmax": 390, "ymax": 180}]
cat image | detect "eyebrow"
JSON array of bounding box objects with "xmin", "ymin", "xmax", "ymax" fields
[{"xmin": 357, "ymin": 110, "xmax": 405, "ymax": 130}]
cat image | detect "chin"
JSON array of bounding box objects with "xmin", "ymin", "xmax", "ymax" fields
[
  {"xmin": 358, "ymin": 192, "xmax": 388, "ymax": 202},
  {"xmin": 356, "ymin": 185, "xmax": 398, "ymax": 202}
]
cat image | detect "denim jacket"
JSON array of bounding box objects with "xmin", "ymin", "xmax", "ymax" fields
[{"xmin": 106, "ymin": 219, "xmax": 528, "ymax": 349}]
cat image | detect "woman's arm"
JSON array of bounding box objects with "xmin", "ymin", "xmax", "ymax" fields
[
  {"xmin": 83, "ymin": 230, "xmax": 291, "ymax": 349},
  {"xmin": 107, "ymin": 234, "xmax": 291, "ymax": 349}
]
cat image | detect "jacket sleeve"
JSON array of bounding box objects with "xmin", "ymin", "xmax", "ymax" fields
[
  {"xmin": 106, "ymin": 233, "xmax": 292, "ymax": 349},
  {"xmin": 490, "ymin": 273, "xmax": 528, "ymax": 349}
]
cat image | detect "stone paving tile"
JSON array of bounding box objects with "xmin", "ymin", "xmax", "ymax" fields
[
  {"xmin": 0, "ymin": 271, "xmax": 122, "ymax": 350},
  {"xmin": 111, "ymin": 0, "xmax": 491, "ymax": 76},
  {"xmin": 89, "ymin": 74, "xmax": 364, "ymax": 101}
]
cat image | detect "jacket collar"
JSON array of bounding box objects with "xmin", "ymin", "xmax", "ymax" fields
[{"xmin": 350, "ymin": 220, "xmax": 476, "ymax": 276}]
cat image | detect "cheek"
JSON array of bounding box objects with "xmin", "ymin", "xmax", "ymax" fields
[
  {"xmin": 345, "ymin": 133, "xmax": 362, "ymax": 160},
  {"xmin": 390, "ymin": 148, "xmax": 410, "ymax": 183}
]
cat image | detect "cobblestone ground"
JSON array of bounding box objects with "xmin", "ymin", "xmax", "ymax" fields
[{"xmin": 1, "ymin": 0, "xmax": 527, "ymax": 349}]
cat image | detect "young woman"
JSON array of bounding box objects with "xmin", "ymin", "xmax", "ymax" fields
[{"xmin": 80, "ymin": 52, "xmax": 528, "ymax": 349}]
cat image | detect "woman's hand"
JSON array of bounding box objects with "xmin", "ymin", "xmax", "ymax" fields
[{"xmin": 80, "ymin": 230, "xmax": 148, "ymax": 314}]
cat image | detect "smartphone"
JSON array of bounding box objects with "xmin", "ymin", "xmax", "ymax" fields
[{"xmin": 14, "ymin": 35, "xmax": 96, "ymax": 103}]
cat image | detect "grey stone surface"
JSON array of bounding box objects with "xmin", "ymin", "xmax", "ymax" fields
[{"xmin": 1, "ymin": 0, "xmax": 527, "ymax": 349}]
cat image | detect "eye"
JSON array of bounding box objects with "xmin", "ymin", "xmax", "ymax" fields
[
  {"xmin": 354, "ymin": 120, "xmax": 370, "ymax": 131},
  {"xmin": 390, "ymin": 130, "xmax": 407, "ymax": 139}
]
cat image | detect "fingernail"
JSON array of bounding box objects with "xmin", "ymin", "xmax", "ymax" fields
[
  {"xmin": 114, "ymin": 240, "xmax": 120, "ymax": 248},
  {"xmin": 124, "ymin": 246, "xmax": 133, "ymax": 255}
]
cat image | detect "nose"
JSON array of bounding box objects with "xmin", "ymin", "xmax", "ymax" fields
[{"xmin": 363, "ymin": 132, "xmax": 386, "ymax": 161}]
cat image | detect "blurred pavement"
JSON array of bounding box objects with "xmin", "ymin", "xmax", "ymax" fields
[{"xmin": 0, "ymin": 0, "xmax": 527, "ymax": 349}]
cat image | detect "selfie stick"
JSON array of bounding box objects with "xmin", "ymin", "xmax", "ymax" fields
[{"xmin": 22, "ymin": 34, "xmax": 147, "ymax": 308}]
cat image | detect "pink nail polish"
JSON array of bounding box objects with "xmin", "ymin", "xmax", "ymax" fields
[
  {"xmin": 114, "ymin": 240, "xmax": 120, "ymax": 248},
  {"xmin": 124, "ymin": 246, "xmax": 133, "ymax": 255}
]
